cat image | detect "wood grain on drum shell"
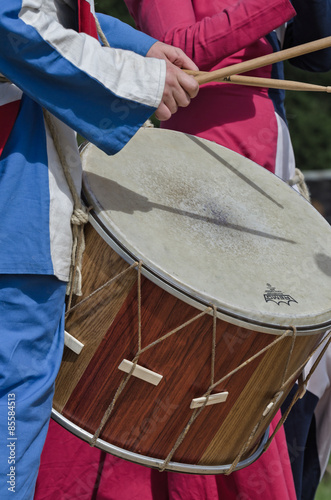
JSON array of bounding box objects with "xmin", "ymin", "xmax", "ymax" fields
[{"xmin": 54, "ymin": 223, "xmax": 322, "ymax": 466}]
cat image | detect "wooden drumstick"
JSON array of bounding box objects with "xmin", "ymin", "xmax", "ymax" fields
[
  {"xmin": 223, "ymin": 75, "xmax": 331, "ymax": 92},
  {"xmin": 186, "ymin": 36, "xmax": 331, "ymax": 85},
  {"xmin": 185, "ymin": 72, "xmax": 331, "ymax": 92}
]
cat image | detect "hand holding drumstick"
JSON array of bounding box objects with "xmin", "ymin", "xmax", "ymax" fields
[{"xmin": 147, "ymin": 41, "xmax": 199, "ymax": 121}]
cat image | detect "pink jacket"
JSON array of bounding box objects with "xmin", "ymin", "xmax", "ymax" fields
[{"xmin": 125, "ymin": 0, "xmax": 296, "ymax": 176}]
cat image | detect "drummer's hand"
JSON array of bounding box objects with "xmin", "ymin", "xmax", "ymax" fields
[{"xmin": 146, "ymin": 41, "xmax": 199, "ymax": 121}]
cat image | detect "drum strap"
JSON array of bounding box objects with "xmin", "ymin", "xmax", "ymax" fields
[{"xmin": 42, "ymin": 110, "xmax": 89, "ymax": 300}]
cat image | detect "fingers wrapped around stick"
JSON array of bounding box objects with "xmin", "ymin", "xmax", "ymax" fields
[{"xmin": 155, "ymin": 60, "xmax": 199, "ymax": 121}]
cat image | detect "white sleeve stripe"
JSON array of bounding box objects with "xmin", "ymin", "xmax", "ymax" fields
[{"xmin": 19, "ymin": 1, "xmax": 165, "ymax": 108}]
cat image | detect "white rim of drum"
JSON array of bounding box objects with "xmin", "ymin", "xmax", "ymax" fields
[
  {"xmin": 52, "ymin": 409, "xmax": 269, "ymax": 474},
  {"xmin": 80, "ymin": 130, "xmax": 331, "ymax": 336}
]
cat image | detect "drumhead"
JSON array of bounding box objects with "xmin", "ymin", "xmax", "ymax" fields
[{"xmin": 81, "ymin": 128, "xmax": 331, "ymax": 334}]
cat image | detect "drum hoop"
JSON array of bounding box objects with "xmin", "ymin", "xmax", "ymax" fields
[
  {"xmin": 86, "ymin": 206, "xmax": 331, "ymax": 337},
  {"xmin": 51, "ymin": 409, "xmax": 269, "ymax": 475}
]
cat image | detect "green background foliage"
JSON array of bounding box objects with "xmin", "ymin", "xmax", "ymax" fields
[
  {"xmin": 284, "ymin": 62, "xmax": 331, "ymax": 171},
  {"xmin": 95, "ymin": 0, "xmax": 133, "ymax": 24}
]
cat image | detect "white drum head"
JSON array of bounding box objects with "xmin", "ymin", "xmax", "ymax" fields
[{"xmin": 81, "ymin": 128, "xmax": 331, "ymax": 334}]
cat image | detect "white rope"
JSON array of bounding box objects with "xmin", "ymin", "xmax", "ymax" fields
[
  {"xmin": 43, "ymin": 110, "xmax": 89, "ymax": 298},
  {"xmin": 288, "ymin": 168, "xmax": 310, "ymax": 201}
]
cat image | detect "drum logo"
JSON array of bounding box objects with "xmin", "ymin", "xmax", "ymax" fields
[{"xmin": 264, "ymin": 284, "xmax": 298, "ymax": 306}]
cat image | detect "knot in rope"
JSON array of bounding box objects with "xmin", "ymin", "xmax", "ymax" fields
[
  {"xmin": 71, "ymin": 207, "xmax": 89, "ymax": 226},
  {"xmin": 288, "ymin": 168, "xmax": 310, "ymax": 201},
  {"xmin": 42, "ymin": 109, "xmax": 89, "ymax": 299}
]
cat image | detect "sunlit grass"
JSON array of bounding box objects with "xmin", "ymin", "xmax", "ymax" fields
[{"xmin": 315, "ymin": 460, "xmax": 331, "ymax": 500}]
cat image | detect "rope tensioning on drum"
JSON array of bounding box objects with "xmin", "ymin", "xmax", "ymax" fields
[
  {"xmin": 223, "ymin": 326, "xmax": 297, "ymax": 475},
  {"xmin": 262, "ymin": 328, "xmax": 331, "ymax": 455},
  {"xmin": 158, "ymin": 305, "xmax": 219, "ymax": 472},
  {"xmin": 90, "ymin": 261, "xmax": 215, "ymax": 446},
  {"xmin": 161, "ymin": 322, "xmax": 331, "ymax": 474},
  {"xmin": 227, "ymin": 328, "xmax": 331, "ymax": 474},
  {"xmin": 159, "ymin": 325, "xmax": 299, "ymax": 474},
  {"xmin": 64, "ymin": 260, "xmax": 140, "ymax": 318},
  {"xmin": 65, "ymin": 247, "xmax": 331, "ymax": 473},
  {"xmin": 83, "ymin": 256, "xmax": 311, "ymax": 473}
]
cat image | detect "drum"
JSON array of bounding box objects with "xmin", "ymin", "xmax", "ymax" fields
[{"xmin": 53, "ymin": 128, "xmax": 331, "ymax": 474}]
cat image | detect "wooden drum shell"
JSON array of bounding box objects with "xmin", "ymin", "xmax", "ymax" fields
[{"xmin": 53, "ymin": 220, "xmax": 322, "ymax": 473}]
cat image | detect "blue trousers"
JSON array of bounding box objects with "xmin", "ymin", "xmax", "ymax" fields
[{"xmin": 0, "ymin": 275, "xmax": 66, "ymax": 499}]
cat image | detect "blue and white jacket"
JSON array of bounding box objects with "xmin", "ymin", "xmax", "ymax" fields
[{"xmin": 0, "ymin": 0, "xmax": 165, "ymax": 281}]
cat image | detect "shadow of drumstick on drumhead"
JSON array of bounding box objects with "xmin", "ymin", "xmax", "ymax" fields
[
  {"xmin": 83, "ymin": 173, "xmax": 296, "ymax": 244},
  {"xmin": 315, "ymin": 253, "xmax": 331, "ymax": 277},
  {"xmin": 187, "ymin": 135, "xmax": 284, "ymax": 210}
]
